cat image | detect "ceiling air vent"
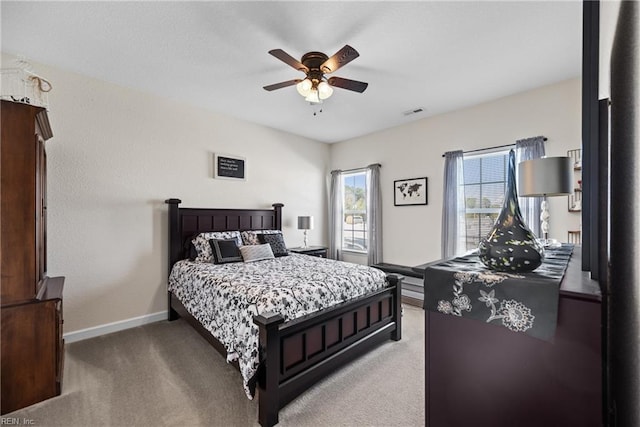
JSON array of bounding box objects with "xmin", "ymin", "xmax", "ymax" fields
[{"xmin": 403, "ymin": 107, "xmax": 424, "ymax": 116}]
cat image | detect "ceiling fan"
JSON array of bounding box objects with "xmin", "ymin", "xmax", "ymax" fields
[{"xmin": 263, "ymin": 45, "xmax": 368, "ymax": 104}]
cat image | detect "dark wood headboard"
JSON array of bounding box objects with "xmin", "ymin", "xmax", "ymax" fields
[{"xmin": 165, "ymin": 198, "xmax": 284, "ymax": 271}]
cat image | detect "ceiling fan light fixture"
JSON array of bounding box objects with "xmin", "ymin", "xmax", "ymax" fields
[
  {"xmin": 265, "ymin": 45, "xmax": 367, "ymax": 104},
  {"xmin": 305, "ymin": 89, "xmax": 321, "ymax": 104},
  {"xmin": 318, "ymin": 81, "xmax": 333, "ymax": 100},
  {"xmin": 296, "ymin": 78, "xmax": 312, "ymax": 96}
]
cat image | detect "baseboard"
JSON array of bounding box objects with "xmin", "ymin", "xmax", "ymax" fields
[
  {"xmin": 63, "ymin": 311, "xmax": 168, "ymax": 343},
  {"xmin": 402, "ymin": 295, "xmax": 423, "ymax": 308}
]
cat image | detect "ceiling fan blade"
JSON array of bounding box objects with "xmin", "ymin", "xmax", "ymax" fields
[
  {"xmin": 321, "ymin": 45, "xmax": 360, "ymax": 73},
  {"xmin": 328, "ymin": 77, "xmax": 368, "ymax": 93},
  {"xmin": 268, "ymin": 49, "xmax": 309, "ymax": 73},
  {"xmin": 263, "ymin": 80, "xmax": 301, "ymax": 91}
]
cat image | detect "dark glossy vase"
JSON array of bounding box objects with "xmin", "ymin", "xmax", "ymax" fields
[{"xmin": 478, "ymin": 150, "xmax": 544, "ymax": 272}]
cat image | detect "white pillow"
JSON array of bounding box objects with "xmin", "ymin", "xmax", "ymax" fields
[
  {"xmin": 192, "ymin": 231, "xmax": 242, "ymax": 262},
  {"xmin": 240, "ymin": 243, "xmax": 275, "ymax": 263}
]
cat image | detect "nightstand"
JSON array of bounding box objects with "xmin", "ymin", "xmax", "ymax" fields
[{"xmin": 288, "ymin": 246, "xmax": 328, "ymax": 258}]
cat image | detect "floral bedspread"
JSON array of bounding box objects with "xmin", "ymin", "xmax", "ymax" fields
[{"xmin": 168, "ymin": 254, "xmax": 387, "ymax": 398}]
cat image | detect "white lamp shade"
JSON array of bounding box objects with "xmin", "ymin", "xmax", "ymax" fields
[
  {"xmin": 297, "ymin": 216, "xmax": 314, "ymax": 230},
  {"xmin": 318, "ymin": 81, "xmax": 333, "ymax": 100},
  {"xmin": 296, "ymin": 79, "xmax": 312, "ymax": 97},
  {"xmin": 304, "ymin": 89, "xmax": 321, "ymax": 104},
  {"xmin": 518, "ymin": 156, "xmax": 573, "ymax": 197}
]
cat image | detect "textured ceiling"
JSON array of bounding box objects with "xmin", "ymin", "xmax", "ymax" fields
[{"xmin": 1, "ymin": 1, "xmax": 582, "ymax": 143}]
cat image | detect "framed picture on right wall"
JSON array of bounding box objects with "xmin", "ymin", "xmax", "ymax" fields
[{"xmin": 394, "ymin": 177, "xmax": 428, "ymax": 206}]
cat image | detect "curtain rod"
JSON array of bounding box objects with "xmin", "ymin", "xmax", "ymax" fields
[
  {"xmin": 441, "ymin": 137, "xmax": 548, "ymax": 157},
  {"xmin": 332, "ymin": 163, "xmax": 382, "ymax": 174}
]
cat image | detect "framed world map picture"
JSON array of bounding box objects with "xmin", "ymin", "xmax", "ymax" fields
[{"xmin": 394, "ymin": 177, "xmax": 427, "ymax": 206}]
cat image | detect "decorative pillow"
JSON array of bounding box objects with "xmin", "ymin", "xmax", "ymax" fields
[
  {"xmin": 186, "ymin": 240, "xmax": 199, "ymax": 261},
  {"xmin": 209, "ymin": 239, "xmax": 242, "ymax": 264},
  {"xmin": 258, "ymin": 233, "xmax": 289, "ymax": 257},
  {"xmin": 241, "ymin": 229, "xmax": 282, "ymax": 246},
  {"xmin": 192, "ymin": 231, "xmax": 242, "ymax": 262},
  {"xmin": 239, "ymin": 243, "xmax": 275, "ymax": 263}
]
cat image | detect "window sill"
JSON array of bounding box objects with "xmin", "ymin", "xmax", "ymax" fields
[{"xmin": 341, "ymin": 249, "xmax": 367, "ymax": 255}]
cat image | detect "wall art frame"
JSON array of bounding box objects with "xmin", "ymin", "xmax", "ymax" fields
[
  {"xmin": 394, "ymin": 177, "xmax": 428, "ymax": 206},
  {"xmin": 214, "ymin": 153, "xmax": 246, "ymax": 181}
]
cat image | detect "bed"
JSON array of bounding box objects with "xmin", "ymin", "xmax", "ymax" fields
[{"xmin": 165, "ymin": 199, "xmax": 402, "ymax": 427}]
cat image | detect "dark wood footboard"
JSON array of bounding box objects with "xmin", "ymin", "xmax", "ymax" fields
[{"xmin": 253, "ymin": 274, "xmax": 402, "ymax": 427}]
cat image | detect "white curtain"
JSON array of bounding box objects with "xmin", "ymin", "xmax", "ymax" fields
[
  {"xmin": 328, "ymin": 170, "xmax": 343, "ymax": 260},
  {"xmin": 441, "ymin": 150, "xmax": 466, "ymax": 258},
  {"xmin": 516, "ymin": 136, "xmax": 546, "ymax": 238},
  {"xmin": 366, "ymin": 164, "xmax": 382, "ymax": 265}
]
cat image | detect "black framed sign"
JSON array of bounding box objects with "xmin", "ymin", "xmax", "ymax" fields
[
  {"xmin": 215, "ymin": 154, "xmax": 246, "ymax": 180},
  {"xmin": 394, "ymin": 177, "xmax": 428, "ymax": 206}
]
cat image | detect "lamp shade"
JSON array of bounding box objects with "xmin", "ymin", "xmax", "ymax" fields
[
  {"xmin": 304, "ymin": 89, "xmax": 321, "ymax": 104},
  {"xmin": 296, "ymin": 79, "xmax": 312, "ymax": 96},
  {"xmin": 297, "ymin": 216, "xmax": 314, "ymax": 230},
  {"xmin": 318, "ymin": 81, "xmax": 333, "ymax": 100},
  {"xmin": 518, "ymin": 156, "xmax": 573, "ymax": 197}
]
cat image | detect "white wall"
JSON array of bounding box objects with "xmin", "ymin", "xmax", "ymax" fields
[
  {"xmin": 331, "ymin": 78, "xmax": 582, "ymax": 267},
  {"xmin": 2, "ymin": 54, "xmax": 330, "ymax": 333}
]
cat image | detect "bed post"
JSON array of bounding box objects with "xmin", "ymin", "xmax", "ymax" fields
[
  {"xmin": 254, "ymin": 312, "xmax": 285, "ymax": 427},
  {"xmin": 387, "ymin": 274, "xmax": 403, "ymax": 341},
  {"xmin": 272, "ymin": 203, "xmax": 284, "ymax": 230},
  {"xmin": 165, "ymin": 198, "xmax": 182, "ymax": 321}
]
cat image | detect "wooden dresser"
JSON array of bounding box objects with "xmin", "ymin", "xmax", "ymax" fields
[
  {"xmin": 1, "ymin": 100, "xmax": 64, "ymax": 414},
  {"xmin": 424, "ymin": 247, "xmax": 601, "ymax": 426}
]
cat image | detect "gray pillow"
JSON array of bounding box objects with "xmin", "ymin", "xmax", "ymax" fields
[{"xmin": 239, "ymin": 243, "xmax": 275, "ymax": 263}]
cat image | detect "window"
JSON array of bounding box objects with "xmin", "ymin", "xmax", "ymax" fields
[
  {"xmin": 342, "ymin": 171, "xmax": 368, "ymax": 252},
  {"xmin": 462, "ymin": 151, "xmax": 509, "ymax": 251}
]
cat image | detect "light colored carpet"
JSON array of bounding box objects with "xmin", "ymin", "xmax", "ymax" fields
[{"xmin": 7, "ymin": 306, "xmax": 425, "ymax": 426}]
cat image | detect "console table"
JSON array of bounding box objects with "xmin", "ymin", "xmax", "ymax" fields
[{"xmin": 424, "ymin": 247, "xmax": 602, "ymax": 427}]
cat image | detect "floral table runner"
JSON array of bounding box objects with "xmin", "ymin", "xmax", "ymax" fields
[{"xmin": 423, "ymin": 244, "xmax": 574, "ymax": 341}]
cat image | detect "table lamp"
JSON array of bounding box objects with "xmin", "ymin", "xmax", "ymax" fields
[
  {"xmin": 518, "ymin": 156, "xmax": 572, "ymax": 247},
  {"xmin": 297, "ymin": 216, "xmax": 314, "ymax": 248}
]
